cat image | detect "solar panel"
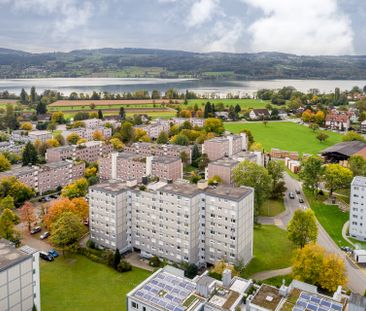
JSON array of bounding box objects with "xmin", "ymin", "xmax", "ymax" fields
[{"xmin": 294, "ymin": 292, "xmax": 343, "ymax": 311}]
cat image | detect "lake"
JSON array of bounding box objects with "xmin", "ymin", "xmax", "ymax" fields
[{"xmin": 0, "ymin": 78, "xmax": 365, "ymax": 97}]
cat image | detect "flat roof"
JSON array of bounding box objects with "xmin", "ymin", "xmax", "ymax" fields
[
  {"xmin": 161, "ymin": 181, "xmax": 202, "ymax": 198},
  {"xmin": 117, "ymin": 152, "xmax": 146, "ymax": 161},
  {"xmin": 28, "ymin": 130, "xmax": 51, "ymax": 135},
  {"xmin": 209, "ymin": 158, "xmax": 240, "ymax": 168},
  {"xmin": 352, "ymin": 176, "xmax": 366, "ymax": 188},
  {"xmin": 0, "ymin": 239, "xmax": 35, "ymax": 272},
  {"xmin": 205, "ymin": 185, "xmax": 253, "ymax": 201},
  {"xmin": 152, "ymin": 156, "xmax": 181, "ymax": 164},
  {"xmin": 90, "ymin": 181, "xmax": 129, "ymax": 194},
  {"xmin": 0, "ymin": 165, "xmax": 36, "ymax": 177},
  {"xmin": 250, "ymin": 284, "xmax": 283, "ymax": 310}
]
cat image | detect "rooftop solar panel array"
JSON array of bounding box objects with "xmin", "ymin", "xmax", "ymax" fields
[
  {"xmin": 293, "ymin": 292, "xmax": 343, "ymax": 311},
  {"xmin": 133, "ymin": 271, "xmax": 196, "ymax": 310}
]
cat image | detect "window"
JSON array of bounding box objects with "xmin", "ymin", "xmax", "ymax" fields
[{"xmin": 132, "ymin": 302, "xmax": 139, "ymax": 309}]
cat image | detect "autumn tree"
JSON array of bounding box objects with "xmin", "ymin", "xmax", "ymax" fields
[
  {"xmin": 61, "ymin": 178, "xmax": 89, "ymax": 199},
  {"xmin": 66, "ymin": 133, "xmax": 81, "ymax": 145},
  {"xmin": 109, "ymin": 138, "xmax": 124, "ymax": 151},
  {"xmin": 19, "ymin": 202, "xmax": 37, "ymax": 232},
  {"xmin": 156, "ymin": 131, "xmax": 169, "ymax": 144},
  {"xmin": 22, "ymin": 142, "xmax": 38, "ymax": 166},
  {"xmin": 342, "ymin": 131, "xmax": 366, "ymax": 143},
  {"xmin": 316, "ymin": 131, "xmax": 329, "ymax": 143},
  {"xmin": 0, "ymin": 154, "xmax": 11, "ymax": 172},
  {"xmin": 45, "ymin": 138, "xmax": 60, "ymax": 148},
  {"xmin": 51, "ymin": 112, "xmax": 66, "ymax": 124},
  {"xmin": 267, "ymin": 160, "xmax": 286, "ymax": 199},
  {"xmin": 0, "ymin": 176, "xmax": 35, "ymax": 206},
  {"xmin": 50, "ymin": 211, "xmax": 85, "ymax": 255},
  {"xmin": 288, "ymin": 209, "xmax": 318, "ymax": 248},
  {"xmin": 233, "ymin": 161, "xmax": 272, "ymax": 220},
  {"xmin": 299, "ymin": 156, "xmax": 324, "ymax": 192},
  {"xmin": 319, "ymin": 253, "xmax": 347, "ymax": 292},
  {"xmin": 0, "ymin": 195, "xmax": 15, "ymax": 212},
  {"xmin": 0, "ymin": 208, "xmax": 20, "ymax": 243},
  {"xmin": 20, "ymin": 122, "xmax": 33, "ymax": 131},
  {"xmin": 92, "ymin": 130, "xmax": 105, "ymax": 141},
  {"xmin": 324, "ymin": 164, "xmax": 353, "ymax": 196},
  {"xmin": 203, "ymin": 118, "xmax": 224, "ymax": 135}
]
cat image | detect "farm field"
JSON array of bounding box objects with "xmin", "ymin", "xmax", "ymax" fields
[
  {"xmin": 225, "ymin": 122, "xmax": 343, "ymax": 154},
  {"xmin": 40, "ymin": 254, "xmax": 151, "ymax": 311},
  {"xmin": 187, "ymin": 98, "xmax": 274, "ymax": 109}
]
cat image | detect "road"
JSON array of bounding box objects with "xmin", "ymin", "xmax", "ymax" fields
[{"xmin": 259, "ymin": 172, "xmax": 366, "ymax": 294}]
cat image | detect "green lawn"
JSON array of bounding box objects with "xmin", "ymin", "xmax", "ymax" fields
[
  {"xmin": 304, "ymin": 189, "xmax": 352, "ymax": 248},
  {"xmin": 243, "ymin": 225, "xmax": 296, "ymax": 277},
  {"xmin": 41, "ymin": 254, "xmax": 151, "ymax": 311},
  {"xmin": 259, "ymin": 199, "xmax": 285, "ymax": 217},
  {"xmin": 225, "ymin": 122, "xmax": 342, "ymax": 154},
  {"xmin": 262, "ymin": 275, "xmax": 293, "ymax": 287},
  {"xmin": 187, "ymin": 98, "xmax": 273, "ymax": 109}
]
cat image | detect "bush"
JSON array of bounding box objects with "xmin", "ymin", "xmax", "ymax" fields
[
  {"xmin": 149, "ymin": 256, "xmax": 161, "ymax": 267},
  {"xmin": 86, "ymin": 240, "xmax": 96, "ymax": 249},
  {"xmin": 208, "ymin": 271, "xmax": 222, "ymax": 280},
  {"xmin": 116, "ymin": 260, "xmax": 132, "ymax": 272}
]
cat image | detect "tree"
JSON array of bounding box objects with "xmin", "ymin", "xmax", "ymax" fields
[
  {"xmin": 119, "ymin": 107, "xmax": 126, "ymax": 120},
  {"xmin": 235, "ymin": 104, "xmax": 241, "ymax": 114},
  {"xmin": 324, "ymin": 164, "xmax": 353, "ymax": 196},
  {"xmin": 184, "ymin": 263, "xmax": 198, "ymax": 279},
  {"xmin": 288, "ymin": 209, "xmax": 318, "ymax": 248},
  {"xmin": 241, "ymin": 129, "xmax": 254, "ymax": 147},
  {"xmin": 0, "ymin": 154, "xmax": 11, "ymax": 172},
  {"xmin": 22, "ymin": 142, "xmax": 38, "ymax": 166},
  {"xmin": 54, "ymin": 134, "xmax": 65, "ymax": 146},
  {"xmin": 156, "ymin": 131, "xmax": 169, "ymax": 144},
  {"xmin": 45, "ymin": 138, "xmax": 60, "ymax": 148},
  {"xmin": 342, "ymin": 131, "xmax": 366, "ymax": 143},
  {"xmin": 348, "ymin": 155, "xmax": 366, "ymax": 177},
  {"xmin": 51, "ymin": 112, "xmax": 66, "ymax": 124},
  {"xmin": 66, "ymin": 133, "xmax": 81, "ymax": 145},
  {"xmin": 203, "ymin": 118, "xmax": 224, "ymax": 134},
  {"xmin": 109, "ymin": 138, "xmax": 124, "ymax": 151},
  {"xmin": 61, "ymin": 178, "xmax": 89, "ymax": 199},
  {"xmin": 319, "ymin": 253, "xmax": 347, "ymax": 292},
  {"xmin": 198, "ymin": 153, "xmax": 209, "ymax": 170},
  {"xmin": 98, "ymin": 109, "xmax": 104, "ymax": 120},
  {"xmin": 50, "ymin": 211, "xmax": 85, "ymax": 255},
  {"xmin": 119, "ymin": 121, "xmax": 134, "ymax": 143},
  {"xmin": 36, "ymin": 101, "xmax": 47, "ymax": 115},
  {"xmin": 20, "ymin": 88, "xmax": 28, "ymax": 104},
  {"xmin": 30, "ymin": 86, "xmax": 36, "ymax": 104},
  {"xmin": 180, "ymin": 151, "xmax": 190, "ymax": 167},
  {"xmin": 113, "ymin": 249, "xmax": 121, "ymax": 269},
  {"xmin": 92, "ymin": 130, "xmax": 105, "ymax": 141},
  {"xmin": 19, "ymin": 202, "xmax": 37, "ymax": 232},
  {"xmin": 191, "ymin": 144, "xmax": 201, "ymax": 162},
  {"xmin": 20, "ymin": 122, "xmax": 33, "ymax": 131},
  {"xmin": 299, "ymin": 156, "xmax": 324, "ymax": 192},
  {"xmin": 267, "ymin": 160, "xmax": 286, "ymax": 199},
  {"xmin": 0, "ymin": 176, "xmax": 35, "ymax": 206},
  {"xmin": 0, "ymin": 195, "xmax": 15, "ymax": 212},
  {"xmin": 309, "ymin": 123, "xmax": 319, "ymax": 132},
  {"xmin": 233, "ymin": 161, "xmax": 272, "ymax": 220},
  {"xmin": 0, "ymin": 208, "xmax": 20, "ymax": 243},
  {"xmin": 316, "ymin": 131, "xmax": 329, "ymax": 143},
  {"xmin": 313, "ymin": 111, "xmax": 325, "ymax": 124},
  {"xmin": 171, "ymin": 134, "xmax": 189, "ymax": 146}
]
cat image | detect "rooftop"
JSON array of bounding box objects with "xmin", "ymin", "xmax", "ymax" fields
[
  {"xmin": 90, "ymin": 181, "xmax": 129, "ymax": 194},
  {"xmin": 28, "ymin": 130, "xmax": 51, "ymax": 136},
  {"xmin": 209, "ymin": 158, "xmax": 240, "ymax": 168},
  {"xmin": 250, "ymin": 284, "xmax": 283, "ymax": 310},
  {"xmin": 205, "ymin": 185, "xmax": 253, "ymax": 201},
  {"xmin": 0, "ymin": 239, "xmax": 36, "ymax": 272},
  {"xmin": 117, "ymin": 152, "xmax": 146, "ymax": 161},
  {"xmin": 0, "ymin": 165, "xmax": 36, "ymax": 177},
  {"xmin": 352, "ymin": 176, "xmax": 366, "ymax": 187},
  {"xmin": 322, "ymin": 141, "xmax": 366, "ymax": 157},
  {"xmin": 152, "ymin": 156, "xmax": 181, "ymax": 164},
  {"xmin": 161, "ymin": 180, "xmax": 202, "ymax": 198}
]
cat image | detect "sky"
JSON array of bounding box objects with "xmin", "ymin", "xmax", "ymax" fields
[{"xmin": 0, "ymin": 0, "xmax": 364, "ymax": 56}]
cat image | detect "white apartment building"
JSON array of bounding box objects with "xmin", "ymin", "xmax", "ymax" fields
[
  {"xmin": 89, "ymin": 180, "xmax": 254, "ymax": 266},
  {"xmin": 0, "ymin": 239, "xmax": 41, "ymax": 311},
  {"xmin": 349, "ymin": 176, "xmax": 366, "ymax": 241}
]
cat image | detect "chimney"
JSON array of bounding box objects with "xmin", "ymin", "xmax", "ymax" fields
[{"xmin": 222, "ymin": 269, "xmax": 232, "ymax": 288}]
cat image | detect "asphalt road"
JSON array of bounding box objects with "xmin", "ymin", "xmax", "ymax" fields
[{"xmin": 259, "ymin": 172, "xmax": 366, "ymax": 294}]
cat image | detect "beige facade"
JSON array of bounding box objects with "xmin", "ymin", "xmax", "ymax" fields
[
  {"xmin": 89, "ymin": 180, "xmax": 254, "ymax": 266},
  {"xmin": 62, "ymin": 126, "xmax": 112, "ymax": 142},
  {"xmin": 28, "ymin": 130, "xmax": 52, "ymax": 142},
  {"xmin": 203, "ymin": 134, "xmax": 247, "ymax": 161}
]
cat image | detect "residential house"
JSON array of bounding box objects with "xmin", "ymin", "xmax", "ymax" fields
[{"xmin": 249, "ymin": 109, "xmax": 270, "ymax": 120}]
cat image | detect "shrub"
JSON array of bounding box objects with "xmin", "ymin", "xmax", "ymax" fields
[
  {"xmin": 116, "ymin": 260, "xmax": 132, "ymax": 272},
  {"xmin": 208, "ymin": 271, "xmax": 221, "ymax": 280},
  {"xmin": 149, "ymin": 256, "xmax": 161, "ymax": 267},
  {"xmin": 86, "ymin": 240, "xmax": 96, "ymax": 249}
]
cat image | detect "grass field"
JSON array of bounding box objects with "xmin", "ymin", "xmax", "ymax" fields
[
  {"xmin": 187, "ymin": 98, "xmax": 273, "ymax": 109},
  {"xmin": 243, "ymin": 225, "xmax": 296, "ymax": 277},
  {"xmin": 259, "ymin": 199, "xmax": 285, "ymax": 217},
  {"xmin": 262, "ymin": 275, "xmax": 293, "ymax": 287},
  {"xmin": 225, "ymin": 122, "xmax": 342, "ymax": 154},
  {"xmin": 40, "ymin": 254, "xmax": 151, "ymax": 311}
]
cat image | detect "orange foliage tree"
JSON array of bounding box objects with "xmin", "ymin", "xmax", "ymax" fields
[{"xmin": 19, "ymin": 202, "xmax": 37, "ymax": 232}]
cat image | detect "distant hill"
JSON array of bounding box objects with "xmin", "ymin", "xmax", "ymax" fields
[{"xmin": 1, "ymin": 47, "xmax": 366, "ymax": 80}]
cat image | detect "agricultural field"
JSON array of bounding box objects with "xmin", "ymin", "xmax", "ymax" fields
[
  {"xmin": 225, "ymin": 122, "xmax": 343, "ymax": 154},
  {"xmin": 187, "ymin": 98, "xmax": 273, "ymax": 109},
  {"xmin": 41, "ymin": 254, "xmax": 151, "ymax": 311}
]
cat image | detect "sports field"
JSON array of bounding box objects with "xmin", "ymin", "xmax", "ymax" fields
[{"xmin": 225, "ymin": 122, "xmax": 342, "ymax": 154}]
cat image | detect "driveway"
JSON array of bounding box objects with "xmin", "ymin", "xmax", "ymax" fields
[{"xmin": 258, "ymin": 172, "xmax": 366, "ymax": 294}]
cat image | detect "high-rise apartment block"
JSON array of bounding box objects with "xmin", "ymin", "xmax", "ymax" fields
[
  {"xmin": 89, "ymin": 180, "xmax": 254, "ymax": 266},
  {"xmin": 0, "ymin": 239, "xmax": 41, "ymax": 311},
  {"xmin": 203, "ymin": 134, "xmax": 247, "ymax": 161},
  {"xmin": 349, "ymin": 176, "xmax": 366, "ymax": 241}
]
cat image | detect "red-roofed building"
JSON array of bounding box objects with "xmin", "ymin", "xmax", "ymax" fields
[{"xmin": 325, "ymin": 112, "xmax": 350, "ymax": 131}]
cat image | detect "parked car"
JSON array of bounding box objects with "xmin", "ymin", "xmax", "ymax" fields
[
  {"xmin": 40, "ymin": 251, "xmax": 54, "ymax": 261},
  {"xmin": 30, "ymin": 226, "xmax": 41, "ymax": 235},
  {"xmin": 40, "ymin": 232, "xmax": 50, "ymax": 240},
  {"xmin": 288, "ymin": 192, "xmax": 295, "ymax": 199},
  {"xmin": 48, "ymin": 249, "xmax": 59, "ymax": 258},
  {"xmin": 296, "ymin": 189, "xmax": 301, "ymax": 194},
  {"xmin": 298, "ymin": 198, "xmax": 304, "ymax": 203},
  {"xmin": 341, "ymin": 246, "xmax": 353, "ymax": 253}
]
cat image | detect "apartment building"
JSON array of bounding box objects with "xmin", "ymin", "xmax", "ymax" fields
[
  {"xmin": 46, "ymin": 141, "xmax": 112, "ymax": 163},
  {"xmin": 89, "ymin": 179, "xmax": 254, "ymax": 266},
  {"xmin": 172, "ymin": 117, "xmax": 205, "ymax": 128},
  {"xmin": 127, "ymin": 266, "xmax": 252, "ymax": 311},
  {"xmin": 206, "ymin": 158, "xmax": 240, "ymax": 184},
  {"xmin": 349, "ymin": 176, "xmax": 366, "ymax": 241},
  {"xmin": 98, "ymin": 152, "xmax": 183, "ymax": 182},
  {"xmin": 133, "ymin": 120, "xmax": 171, "ymax": 140},
  {"xmin": 203, "ymin": 134, "xmax": 247, "ymax": 161},
  {"xmin": 62, "ymin": 126, "xmax": 112, "ymax": 142},
  {"xmin": 0, "ymin": 239, "xmax": 41, "ymax": 311},
  {"xmin": 124, "ymin": 142, "xmax": 192, "ymax": 163},
  {"xmin": 0, "ymin": 160, "xmax": 85, "ymax": 194},
  {"xmin": 28, "ymin": 130, "xmax": 52, "ymax": 142}
]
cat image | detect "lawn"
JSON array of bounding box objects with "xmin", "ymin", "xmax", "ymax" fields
[
  {"xmin": 40, "ymin": 254, "xmax": 151, "ymax": 311},
  {"xmin": 304, "ymin": 189, "xmax": 351, "ymax": 248},
  {"xmin": 243, "ymin": 225, "xmax": 296, "ymax": 277},
  {"xmin": 259, "ymin": 199, "xmax": 285, "ymax": 217},
  {"xmin": 225, "ymin": 122, "xmax": 342, "ymax": 154},
  {"xmin": 262, "ymin": 275, "xmax": 293, "ymax": 287},
  {"xmin": 188, "ymin": 98, "xmax": 273, "ymax": 109}
]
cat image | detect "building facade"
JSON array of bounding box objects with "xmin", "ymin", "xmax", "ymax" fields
[
  {"xmin": 89, "ymin": 180, "xmax": 254, "ymax": 266},
  {"xmin": 98, "ymin": 152, "xmax": 183, "ymax": 182},
  {"xmin": 0, "ymin": 239, "xmax": 41, "ymax": 311},
  {"xmin": 62, "ymin": 126, "xmax": 112, "ymax": 142},
  {"xmin": 203, "ymin": 134, "xmax": 248, "ymax": 161},
  {"xmin": 325, "ymin": 112, "xmax": 350, "ymax": 131},
  {"xmin": 46, "ymin": 141, "xmax": 112, "ymax": 163},
  {"xmin": 0, "ymin": 160, "xmax": 85, "ymax": 194},
  {"xmin": 349, "ymin": 176, "xmax": 366, "ymax": 241}
]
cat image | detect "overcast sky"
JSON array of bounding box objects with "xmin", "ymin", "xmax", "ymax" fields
[{"xmin": 0, "ymin": 0, "xmax": 364, "ymax": 55}]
